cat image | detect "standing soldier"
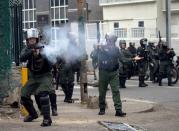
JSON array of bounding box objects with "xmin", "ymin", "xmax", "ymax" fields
[
  {"xmin": 127, "ymin": 42, "xmax": 137, "ymax": 57},
  {"xmin": 58, "ymin": 32, "xmax": 79, "ymax": 103},
  {"xmin": 93, "ymin": 34, "xmax": 126, "ymax": 117},
  {"xmin": 158, "ymin": 42, "xmax": 175, "ymax": 86},
  {"xmin": 137, "ymin": 38, "xmax": 148, "ymax": 87},
  {"xmin": 20, "ymin": 28, "xmax": 52, "ymax": 126},
  {"xmin": 119, "ymin": 40, "xmax": 134, "ymax": 88}
]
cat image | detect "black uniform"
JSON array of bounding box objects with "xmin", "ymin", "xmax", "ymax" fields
[
  {"xmin": 147, "ymin": 42, "xmax": 158, "ymax": 82},
  {"xmin": 127, "ymin": 43, "xmax": 137, "ymax": 57},
  {"xmin": 137, "ymin": 38, "xmax": 148, "ymax": 87},
  {"xmin": 158, "ymin": 45, "xmax": 175, "ymax": 86}
]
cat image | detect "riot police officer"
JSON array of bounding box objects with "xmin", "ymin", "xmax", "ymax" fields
[
  {"xmin": 158, "ymin": 42, "xmax": 175, "ymax": 86},
  {"xmin": 147, "ymin": 42, "xmax": 158, "ymax": 82},
  {"xmin": 127, "ymin": 42, "xmax": 137, "ymax": 57},
  {"xmin": 20, "ymin": 28, "xmax": 52, "ymax": 126},
  {"xmin": 119, "ymin": 40, "xmax": 134, "ymax": 88},
  {"xmin": 58, "ymin": 32, "xmax": 79, "ymax": 103},
  {"xmin": 34, "ymin": 34, "xmax": 58, "ymax": 116},
  {"xmin": 137, "ymin": 38, "xmax": 149, "ymax": 87},
  {"xmin": 93, "ymin": 33, "xmax": 126, "ymax": 117}
]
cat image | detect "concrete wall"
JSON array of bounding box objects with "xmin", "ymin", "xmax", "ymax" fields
[{"xmin": 103, "ymin": 2, "xmax": 157, "ymax": 20}]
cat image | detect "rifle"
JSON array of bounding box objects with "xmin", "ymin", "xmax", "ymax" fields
[
  {"xmin": 28, "ymin": 45, "xmax": 44, "ymax": 50},
  {"xmin": 158, "ymin": 31, "xmax": 162, "ymax": 44}
]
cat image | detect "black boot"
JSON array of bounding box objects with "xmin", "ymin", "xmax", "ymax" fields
[
  {"xmin": 119, "ymin": 77, "xmax": 126, "ymax": 88},
  {"xmin": 49, "ymin": 93, "xmax": 58, "ymax": 116},
  {"xmin": 98, "ymin": 108, "xmax": 105, "ymax": 115},
  {"xmin": 41, "ymin": 118, "xmax": 52, "ymax": 127},
  {"xmin": 168, "ymin": 76, "xmax": 173, "ymax": 86},
  {"xmin": 39, "ymin": 92, "xmax": 52, "ymax": 127},
  {"xmin": 139, "ymin": 76, "xmax": 147, "ymax": 87},
  {"xmin": 115, "ymin": 110, "xmax": 126, "ymax": 117},
  {"xmin": 21, "ymin": 97, "xmax": 38, "ymax": 122},
  {"xmin": 65, "ymin": 83, "xmax": 74, "ymax": 103}
]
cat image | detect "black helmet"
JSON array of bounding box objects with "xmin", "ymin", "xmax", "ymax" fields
[
  {"xmin": 162, "ymin": 41, "xmax": 168, "ymax": 48},
  {"xmin": 119, "ymin": 40, "xmax": 126, "ymax": 48},
  {"xmin": 129, "ymin": 42, "xmax": 135, "ymax": 47},
  {"xmin": 148, "ymin": 42, "xmax": 155, "ymax": 47},
  {"xmin": 140, "ymin": 38, "xmax": 147, "ymax": 46}
]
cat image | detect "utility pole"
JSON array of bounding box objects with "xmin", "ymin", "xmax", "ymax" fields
[
  {"xmin": 77, "ymin": 0, "xmax": 88, "ymax": 104},
  {"xmin": 166, "ymin": 0, "xmax": 171, "ymax": 48}
]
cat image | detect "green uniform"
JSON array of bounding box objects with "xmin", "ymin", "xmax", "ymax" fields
[
  {"xmin": 119, "ymin": 48, "xmax": 133, "ymax": 88},
  {"xmin": 20, "ymin": 46, "xmax": 52, "ymax": 123},
  {"xmin": 94, "ymin": 45, "xmax": 122, "ymax": 111}
]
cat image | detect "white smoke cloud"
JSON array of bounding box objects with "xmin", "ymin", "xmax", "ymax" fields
[{"xmin": 41, "ymin": 25, "xmax": 83, "ymax": 64}]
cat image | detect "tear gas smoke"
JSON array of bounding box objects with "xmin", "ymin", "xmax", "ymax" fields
[{"xmin": 41, "ymin": 25, "xmax": 83, "ymax": 64}]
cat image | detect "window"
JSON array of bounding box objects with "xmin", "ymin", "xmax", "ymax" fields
[
  {"xmin": 50, "ymin": 0, "xmax": 68, "ymax": 27},
  {"xmin": 22, "ymin": 0, "xmax": 36, "ymax": 30},
  {"xmin": 114, "ymin": 22, "xmax": 119, "ymax": 29},
  {"xmin": 138, "ymin": 21, "xmax": 144, "ymax": 27}
]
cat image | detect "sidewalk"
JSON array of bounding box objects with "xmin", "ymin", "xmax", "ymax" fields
[{"xmin": 0, "ymin": 87, "xmax": 155, "ymax": 131}]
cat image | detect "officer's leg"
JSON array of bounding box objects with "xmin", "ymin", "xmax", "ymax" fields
[
  {"xmin": 138, "ymin": 64, "xmax": 148, "ymax": 87},
  {"xmin": 66, "ymin": 82, "xmax": 74, "ymax": 103},
  {"xmin": 77, "ymin": 70, "xmax": 80, "ymax": 83},
  {"xmin": 119, "ymin": 74, "xmax": 127, "ymax": 88},
  {"xmin": 110, "ymin": 71, "xmax": 126, "ymax": 117},
  {"xmin": 98, "ymin": 70, "xmax": 109, "ymax": 115},
  {"xmin": 39, "ymin": 91, "xmax": 52, "ymax": 127},
  {"xmin": 158, "ymin": 64, "xmax": 165, "ymax": 86},
  {"xmin": 167, "ymin": 65, "xmax": 172, "ymax": 86},
  {"xmin": 49, "ymin": 91, "xmax": 58, "ymax": 116},
  {"xmin": 60, "ymin": 83, "xmax": 68, "ymax": 102},
  {"xmin": 21, "ymin": 81, "xmax": 39, "ymax": 122},
  {"xmin": 34, "ymin": 94, "xmax": 41, "ymax": 113}
]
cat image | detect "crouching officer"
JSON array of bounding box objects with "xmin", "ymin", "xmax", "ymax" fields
[
  {"xmin": 119, "ymin": 40, "xmax": 138, "ymax": 88},
  {"xmin": 20, "ymin": 28, "xmax": 52, "ymax": 126},
  {"xmin": 137, "ymin": 38, "xmax": 149, "ymax": 87},
  {"xmin": 158, "ymin": 42, "xmax": 175, "ymax": 86},
  {"xmin": 94, "ymin": 34, "xmax": 126, "ymax": 117}
]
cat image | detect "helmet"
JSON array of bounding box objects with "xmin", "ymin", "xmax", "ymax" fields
[
  {"xmin": 105, "ymin": 33, "xmax": 117, "ymax": 45},
  {"xmin": 140, "ymin": 38, "xmax": 147, "ymax": 46},
  {"xmin": 162, "ymin": 41, "xmax": 168, "ymax": 47},
  {"xmin": 119, "ymin": 40, "xmax": 126, "ymax": 48},
  {"xmin": 129, "ymin": 42, "xmax": 135, "ymax": 47},
  {"xmin": 26, "ymin": 28, "xmax": 39, "ymax": 40},
  {"xmin": 148, "ymin": 42, "xmax": 155, "ymax": 47}
]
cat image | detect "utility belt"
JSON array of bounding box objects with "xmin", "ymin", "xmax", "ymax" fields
[{"xmin": 99, "ymin": 64, "xmax": 119, "ymax": 72}]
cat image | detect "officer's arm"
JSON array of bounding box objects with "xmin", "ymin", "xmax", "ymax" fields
[{"xmin": 20, "ymin": 47, "xmax": 33, "ymax": 62}]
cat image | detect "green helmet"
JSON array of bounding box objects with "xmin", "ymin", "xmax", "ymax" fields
[{"xmin": 119, "ymin": 40, "xmax": 126, "ymax": 48}]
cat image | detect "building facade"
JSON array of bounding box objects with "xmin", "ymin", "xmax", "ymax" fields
[
  {"xmin": 22, "ymin": 0, "xmax": 102, "ymax": 30},
  {"xmin": 99, "ymin": 0, "xmax": 179, "ymax": 42}
]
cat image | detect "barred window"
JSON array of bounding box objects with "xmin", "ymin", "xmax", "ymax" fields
[
  {"xmin": 50, "ymin": 0, "xmax": 68, "ymax": 27},
  {"xmin": 22, "ymin": 0, "xmax": 36, "ymax": 30}
]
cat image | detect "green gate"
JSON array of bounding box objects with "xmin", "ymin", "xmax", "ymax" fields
[{"xmin": 0, "ymin": 0, "xmax": 11, "ymax": 103}]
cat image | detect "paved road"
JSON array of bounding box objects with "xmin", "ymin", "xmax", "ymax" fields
[{"xmin": 0, "ymin": 78, "xmax": 179, "ymax": 131}]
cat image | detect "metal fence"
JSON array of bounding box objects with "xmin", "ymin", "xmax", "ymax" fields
[{"xmin": 85, "ymin": 22, "xmax": 158, "ymax": 41}]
